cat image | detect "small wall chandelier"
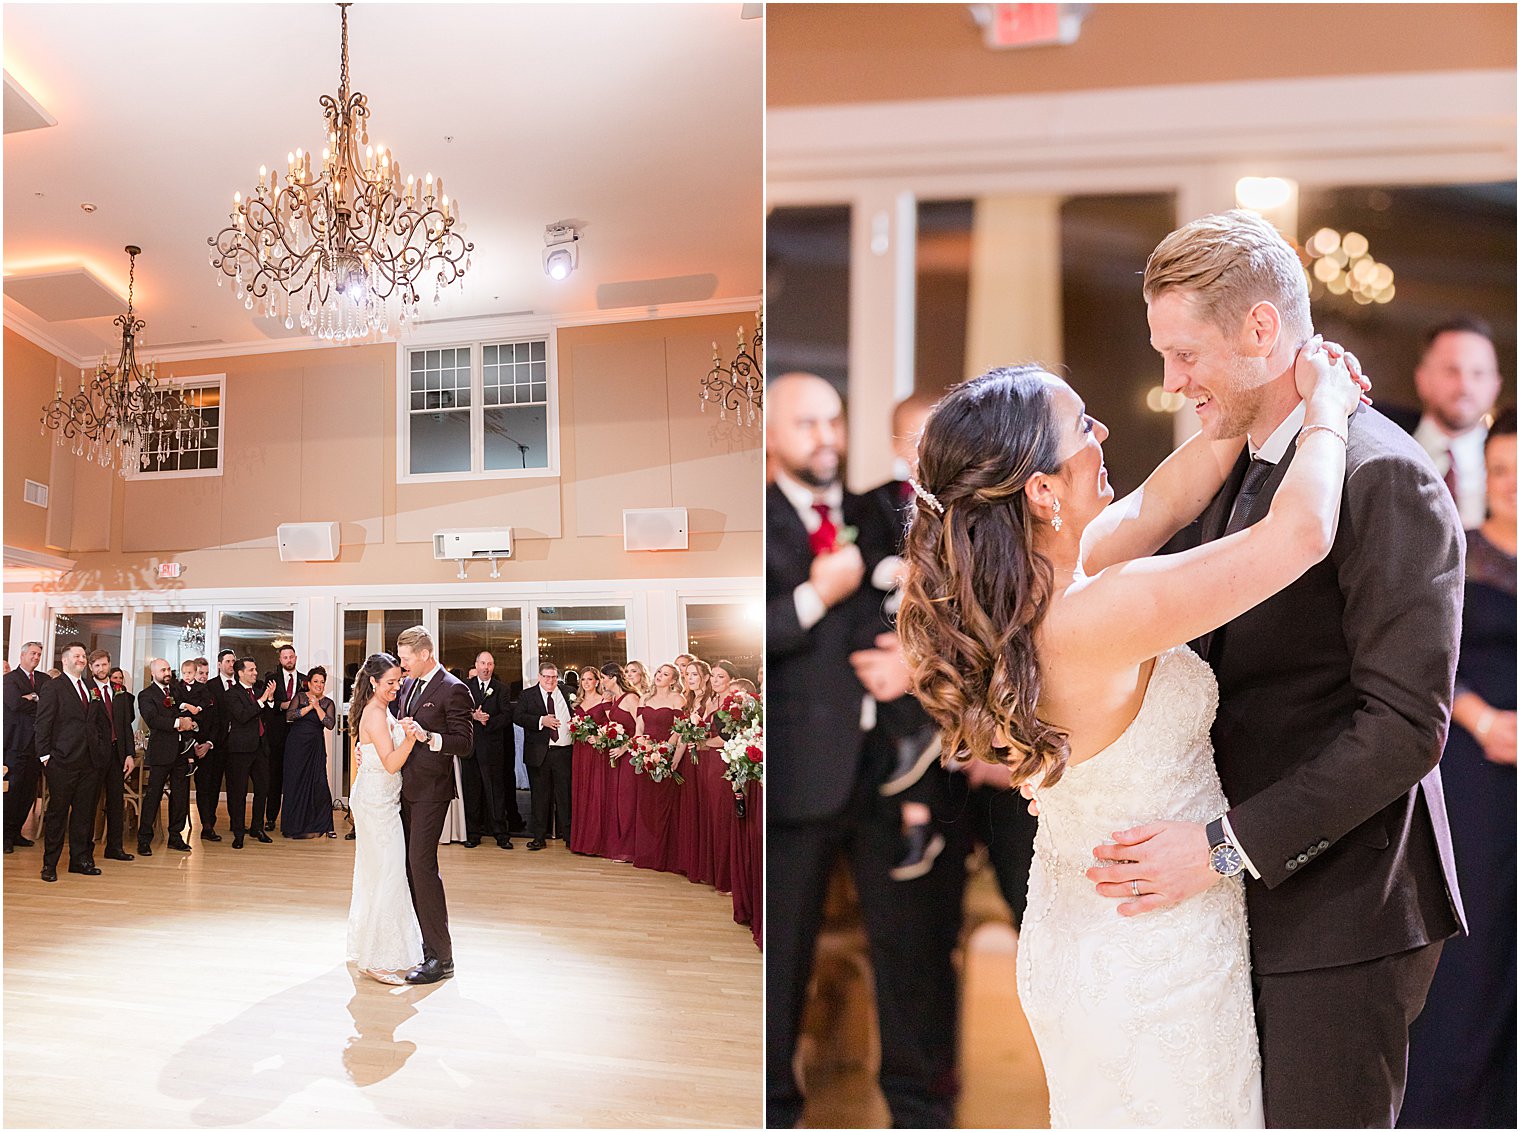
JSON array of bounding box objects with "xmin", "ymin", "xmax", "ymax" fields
[
  {"xmin": 701, "ymin": 312, "xmax": 763, "ymax": 426},
  {"xmin": 208, "ymin": 3, "xmax": 472, "ymax": 342},
  {"xmin": 39, "ymin": 245, "xmax": 205, "ymax": 477}
]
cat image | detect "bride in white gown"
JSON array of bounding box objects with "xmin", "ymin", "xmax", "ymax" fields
[
  {"xmin": 346, "ymin": 652, "xmax": 425, "ymax": 984},
  {"xmin": 898, "ymin": 342, "xmax": 1366, "ymax": 1127}
]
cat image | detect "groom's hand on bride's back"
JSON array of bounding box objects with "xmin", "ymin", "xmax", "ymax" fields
[{"xmin": 1087, "ymin": 820, "xmax": 1215, "ymax": 917}]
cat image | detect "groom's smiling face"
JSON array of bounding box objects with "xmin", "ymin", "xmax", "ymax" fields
[{"xmin": 1149, "ymin": 290, "xmax": 1274, "ymax": 442}]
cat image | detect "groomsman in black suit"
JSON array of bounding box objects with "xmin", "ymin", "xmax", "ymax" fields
[
  {"xmin": 260, "ymin": 645, "xmax": 305, "ymax": 832},
  {"xmin": 222, "ymin": 656, "xmax": 274, "ymax": 849},
  {"xmin": 106, "ymin": 667, "xmax": 139, "ymax": 860},
  {"xmin": 462, "ymin": 650, "xmax": 512, "ymax": 849},
  {"xmin": 84, "ymin": 652, "xmax": 134, "ymax": 862},
  {"xmin": 766, "ymin": 372, "xmax": 967, "ymax": 1128},
  {"xmin": 33, "ymin": 642, "xmax": 107, "ymax": 881},
  {"xmin": 188, "ymin": 656, "xmax": 225, "ymax": 841},
  {"xmin": 513, "ymin": 662, "xmax": 574, "ymax": 850},
  {"xmin": 3, "ymin": 640, "xmax": 48, "ymax": 853},
  {"xmin": 137, "ymin": 658, "xmax": 197, "ymax": 855}
]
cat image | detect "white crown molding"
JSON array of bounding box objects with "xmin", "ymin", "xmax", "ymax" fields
[
  {"xmin": 3, "ymin": 545, "xmax": 77, "ymax": 573},
  {"xmin": 2, "ymin": 305, "xmax": 89, "ymax": 370},
  {"xmin": 768, "ymin": 69, "xmax": 1517, "ymax": 194}
]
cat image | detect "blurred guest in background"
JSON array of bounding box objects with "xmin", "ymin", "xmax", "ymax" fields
[
  {"xmin": 1401, "ymin": 407, "xmax": 1516, "ymax": 1129},
  {"xmin": 462, "ymin": 651, "xmax": 512, "ymax": 850},
  {"xmin": 3, "ymin": 641, "xmax": 47, "ymax": 854}
]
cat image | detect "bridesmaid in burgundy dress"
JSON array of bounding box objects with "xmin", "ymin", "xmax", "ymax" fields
[
  {"xmin": 677, "ymin": 658, "xmax": 712, "ymax": 884},
  {"xmin": 600, "ymin": 662, "xmax": 640, "ymax": 863},
  {"xmin": 568, "ymin": 666, "xmax": 610, "ymax": 857},
  {"xmin": 700, "ymin": 660, "xmax": 742, "ymax": 893},
  {"xmin": 632, "ymin": 663, "xmax": 686, "ymax": 874}
]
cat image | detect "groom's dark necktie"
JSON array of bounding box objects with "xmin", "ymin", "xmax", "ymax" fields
[
  {"xmin": 1223, "ymin": 457, "xmax": 1276, "ymax": 537},
  {"xmin": 404, "ymin": 675, "xmax": 424, "ymax": 717}
]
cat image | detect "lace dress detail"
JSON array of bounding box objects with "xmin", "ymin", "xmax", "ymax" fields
[
  {"xmin": 346, "ymin": 715, "xmax": 424, "ymax": 972},
  {"xmin": 1016, "ymin": 646, "xmax": 1263, "ymax": 1128}
]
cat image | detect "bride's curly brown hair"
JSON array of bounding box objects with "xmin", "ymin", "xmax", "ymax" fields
[{"xmin": 897, "ymin": 365, "xmax": 1073, "ymax": 789}]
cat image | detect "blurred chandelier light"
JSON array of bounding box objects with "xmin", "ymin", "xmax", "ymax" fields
[
  {"xmin": 208, "ymin": 2, "xmax": 472, "ymax": 342},
  {"xmin": 1305, "ymin": 227, "xmax": 1396, "ymax": 306},
  {"xmin": 39, "ymin": 245, "xmax": 205, "ymax": 477},
  {"xmin": 701, "ymin": 312, "xmax": 763, "ymax": 425},
  {"xmin": 542, "ymin": 225, "xmax": 579, "ymax": 281}
]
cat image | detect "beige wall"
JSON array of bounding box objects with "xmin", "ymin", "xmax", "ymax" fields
[
  {"xmin": 5, "ymin": 312, "xmax": 762, "ymax": 594},
  {"xmin": 768, "ymin": 4, "xmax": 1516, "ymax": 107},
  {"xmin": 3, "ymin": 328, "xmax": 80, "ymax": 555}
]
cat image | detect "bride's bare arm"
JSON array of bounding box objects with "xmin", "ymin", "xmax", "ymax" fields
[{"xmin": 362, "ymin": 704, "xmax": 416, "ymax": 774}]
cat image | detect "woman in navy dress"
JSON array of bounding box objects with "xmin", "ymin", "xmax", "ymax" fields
[{"xmin": 281, "ymin": 666, "xmax": 336, "ymax": 838}]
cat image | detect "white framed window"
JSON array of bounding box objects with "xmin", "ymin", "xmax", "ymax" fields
[
  {"xmin": 127, "ymin": 374, "xmax": 225, "ymax": 479},
  {"xmin": 399, "ymin": 333, "xmax": 558, "ymax": 482}
]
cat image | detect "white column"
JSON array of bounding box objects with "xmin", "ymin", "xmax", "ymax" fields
[{"xmin": 964, "ymin": 194, "xmax": 1064, "ymax": 381}]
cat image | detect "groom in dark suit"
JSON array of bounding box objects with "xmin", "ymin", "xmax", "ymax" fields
[
  {"xmin": 392, "ymin": 625, "xmax": 474, "ymax": 984},
  {"xmin": 1096, "ymin": 210, "xmax": 1465, "ymax": 1127}
]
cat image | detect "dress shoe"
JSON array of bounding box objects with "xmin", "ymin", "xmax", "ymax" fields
[
  {"xmin": 266, "ymin": 820, "xmax": 279, "ymax": 832},
  {"xmin": 13, "ymin": 835, "xmax": 34, "ymax": 847},
  {"xmin": 252, "ymin": 830, "xmax": 272, "ymax": 843},
  {"xmin": 137, "ymin": 843, "xmax": 154, "ymax": 857},
  {"xmin": 200, "ymin": 829, "xmax": 222, "ymax": 842},
  {"xmin": 232, "ymin": 835, "xmax": 245, "ymax": 849},
  {"xmin": 105, "ymin": 850, "xmax": 135, "ymax": 862},
  {"xmin": 40, "ymin": 865, "xmax": 57, "ymax": 882},
  {"xmin": 527, "ymin": 838, "xmax": 546, "ymax": 851},
  {"xmin": 463, "ymin": 838, "xmax": 481, "ymax": 848},
  {"xmin": 345, "ymin": 831, "xmax": 356, "ymax": 840},
  {"xmin": 168, "ymin": 838, "xmax": 192, "ymax": 853},
  {"xmin": 497, "ymin": 838, "xmax": 514, "ymax": 850},
  {"xmin": 68, "ymin": 863, "xmax": 102, "ymax": 876},
  {"xmin": 3, "ymin": 843, "xmax": 12, "ymax": 855},
  {"xmin": 404, "ymin": 958, "xmax": 454, "ymax": 984}
]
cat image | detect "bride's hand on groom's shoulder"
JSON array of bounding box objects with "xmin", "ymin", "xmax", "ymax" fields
[{"xmin": 1087, "ymin": 820, "xmax": 1216, "ymax": 917}]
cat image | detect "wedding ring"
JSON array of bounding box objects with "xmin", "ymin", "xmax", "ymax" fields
[{"xmin": 1131, "ymin": 880, "xmax": 1141, "ymax": 898}]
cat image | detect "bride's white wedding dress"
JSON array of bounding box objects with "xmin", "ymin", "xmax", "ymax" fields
[
  {"xmin": 1017, "ymin": 645, "xmax": 1264, "ymax": 1128},
  {"xmin": 347, "ymin": 714, "xmax": 424, "ymax": 973}
]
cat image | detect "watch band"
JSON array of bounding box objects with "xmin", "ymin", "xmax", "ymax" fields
[{"xmin": 1206, "ymin": 816, "xmax": 1228, "ymax": 850}]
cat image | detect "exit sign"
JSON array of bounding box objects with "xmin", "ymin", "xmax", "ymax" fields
[
  {"xmin": 984, "ymin": 4, "xmax": 1085, "ymax": 49},
  {"xmin": 158, "ymin": 562, "xmax": 181, "ymax": 579}
]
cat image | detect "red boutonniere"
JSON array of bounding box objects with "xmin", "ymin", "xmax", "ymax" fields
[{"xmin": 163, "ymin": 695, "xmax": 173, "ymax": 708}]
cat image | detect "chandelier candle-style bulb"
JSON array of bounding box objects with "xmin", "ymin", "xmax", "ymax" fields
[{"xmin": 209, "ymin": 3, "xmax": 470, "ymax": 343}]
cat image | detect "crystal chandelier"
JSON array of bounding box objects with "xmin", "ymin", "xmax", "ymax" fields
[
  {"xmin": 39, "ymin": 245, "xmax": 205, "ymax": 477},
  {"xmin": 180, "ymin": 616, "xmax": 207, "ymax": 653},
  {"xmin": 208, "ymin": 3, "xmax": 472, "ymax": 342},
  {"xmin": 701, "ymin": 312, "xmax": 763, "ymax": 426}
]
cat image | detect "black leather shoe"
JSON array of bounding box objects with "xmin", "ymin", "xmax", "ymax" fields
[
  {"xmin": 252, "ymin": 830, "xmax": 272, "ymax": 843},
  {"xmin": 497, "ymin": 838, "xmax": 514, "ymax": 850},
  {"xmin": 404, "ymin": 958, "xmax": 454, "ymax": 985},
  {"xmin": 13, "ymin": 835, "xmax": 34, "ymax": 847},
  {"xmin": 68, "ymin": 863, "xmax": 102, "ymax": 876},
  {"xmin": 168, "ymin": 838, "xmax": 192, "ymax": 853},
  {"xmin": 463, "ymin": 838, "xmax": 480, "ymax": 848},
  {"xmin": 232, "ymin": 835, "xmax": 245, "ymax": 849},
  {"xmin": 201, "ymin": 829, "xmax": 222, "ymax": 842},
  {"xmin": 137, "ymin": 843, "xmax": 153, "ymax": 857},
  {"xmin": 527, "ymin": 838, "xmax": 546, "ymax": 851},
  {"xmin": 105, "ymin": 850, "xmax": 135, "ymax": 862},
  {"xmin": 266, "ymin": 820, "xmax": 278, "ymax": 832},
  {"xmin": 40, "ymin": 865, "xmax": 57, "ymax": 882}
]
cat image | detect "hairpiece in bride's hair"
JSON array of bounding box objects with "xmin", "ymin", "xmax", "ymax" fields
[{"xmin": 909, "ymin": 477, "xmax": 944, "ymax": 515}]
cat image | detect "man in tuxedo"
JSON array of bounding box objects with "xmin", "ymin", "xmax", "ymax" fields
[
  {"xmin": 201, "ymin": 649, "xmax": 239, "ymax": 840},
  {"xmin": 33, "ymin": 642, "xmax": 107, "ymax": 881},
  {"xmin": 3, "ymin": 640, "xmax": 48, "ymax": 854},
  {"xmin": 85, "ymin": 651, "xmax": 134, "ymax": 862},
  {"xmin": 137, "ymin": 658, "xmax": 198, "ymax": 855},
  {"xmin": 766, "ymin": 372, "xmax": 967, "ymax": 1129},
  {"xmin": 260, "ymin": 645, "xmax": 305, "ymax": 832},
  {"xmin": 392, "ymin": 625, "xmax": 474, "ymax": 984},
  {"xmin": 1101, "ymin": 210, "xmax": 1466, "ymax": 1127},
  {"xmin": 105, "ymin": 667, "xmax": 138, "ymax": 860},
  {"xmin": 462, "ymin": 650, "xmax": 512, "ymax": 850},
  {"xmin": 512, "ymin": 662, "xmax": 574, "ymax": 851},
  {"xmin": 221, "ymin": 656, "xmax": 275, "ymax": 849},
  {"xmin": 1383, "ymin": 317, "xmax": 1503, "ymax": 529}
]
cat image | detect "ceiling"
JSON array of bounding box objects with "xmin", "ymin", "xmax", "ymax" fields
[{"xmin": 3, "ymin": 3, "xmax": 763, "ymax": 364}]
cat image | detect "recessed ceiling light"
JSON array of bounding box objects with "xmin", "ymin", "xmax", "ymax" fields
[{"xmin": 80, "ymin": 202, "xmax": 98, "ymax": 213}]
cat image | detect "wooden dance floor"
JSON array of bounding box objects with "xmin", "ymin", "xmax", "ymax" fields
[{"xmin": 3, "ymin": 833, "xmax": 762, "ymax": 1128}]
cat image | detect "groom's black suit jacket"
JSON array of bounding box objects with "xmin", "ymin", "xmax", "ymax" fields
[
  {"xmin": 392, "ymin": 665, "xmax": 474, "ymax": 803},
  {"xmin": 1173, "ymin": 405, "xmax": 1465, "ymax": 976}
]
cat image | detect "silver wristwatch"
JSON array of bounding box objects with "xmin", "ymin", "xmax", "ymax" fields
[{"xmin": 1206, "ymin": 816, "xmax": 1245, "ymax": 878}]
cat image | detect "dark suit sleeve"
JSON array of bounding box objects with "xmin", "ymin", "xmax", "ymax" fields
[
  {"xmin": 1227, "ymin": 452, "xmax": 1464, "ymax": 888},
  {"xmin": 482, "ymin": 685, "xmax": 507, "ymax": 734},
  {"xmin": 139, "ymin": 688, "xmax": 180, "ymax": 736},
  {"xmin": 435, "ymin": 680, "xmax": 475, "ymax": 760},
  {"xmin": 114, "ymin": 694, "xmax": 136, "ymax": 760},
  {"xmin": 222, "ymin": 687, "xmax": 261, "ymax": 726},
  {"xmin": 512, "ymin": 689, "xmax": 542, "ymax": 731},
  {"xmin": 34, "ymin": 679, "xmax": 60, "ymax": 761}
]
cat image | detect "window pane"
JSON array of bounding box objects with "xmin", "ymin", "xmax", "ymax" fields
[
  {"xmin": 340, "ymin": 608, "xmax": 425, "ymax": 705},
  {"xmin": 530, "ymin": 340, "xmax": 546, "ymax": 362},
  {"xmin": 130, "ymin": 611, "xmax": 209, "ymax": 691},
  {"xmin": 684, "ymin": 602, "xmax": 763, "ymax": 684},
  {"xmin": 538, "ymin": 606, "xmax": 627, "ymax": 684},
  {"xmin": 217, "ymin": 610, "xmax": 295, "ymax": 679},
  {"xmin": 438, "ymin": 608, "xmax": 526, "ymax": 693},
  {"xmin": 51, "ymin": 612, "xmax": 123, "ymax": 676},
  {"xmin": 484, "ymin": 406, "xmax": 549, "ymax": 470},
  {"xmin": 409, "ymin": 409, "xmax": 472, "ymax": 474}
]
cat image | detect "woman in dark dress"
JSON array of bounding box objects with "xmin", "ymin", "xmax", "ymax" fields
[
  {"xmin": 282, "ymin": 666, "xmax": 336, "ymax": 838},
  {"xmin": 699, "ymin": 660, "xmax": 741, "ymax": 893},
  {"xmin": 1401, "ymin": 409, "xmax": 1517, "ymax": 1130},
  {"xmin": 569, "ymin": 666, "xmax": 610, "ymax": 857},
  {"xmin": 676, "ymin": 659, "xmax": 711, "ymax": 883},
  {"xmin": 601, "ymin": 662, "xmax": 641, "ymax": 863},
  {"xmin": 633, "ymin": 664, "xmax": 686, "ymax": 874}
]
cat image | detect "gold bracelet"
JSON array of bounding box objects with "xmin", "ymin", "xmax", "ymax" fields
[{"xmin": 1295, "ymin": 423, "xmax": 1348, "ymax": 448}]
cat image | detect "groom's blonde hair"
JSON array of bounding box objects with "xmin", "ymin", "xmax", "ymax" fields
[
  {"xmin": 1142, "ymin": 209, "xmax": 1311, "ymax": 342},
  {"xmin": 396, "ymin": 625, "xmax": 433, "ymax": 654}
]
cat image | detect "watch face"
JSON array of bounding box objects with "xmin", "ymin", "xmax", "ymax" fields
[{"xmin": 1210, "ymin": 843, "xmax": 1244, "ymax": 877}]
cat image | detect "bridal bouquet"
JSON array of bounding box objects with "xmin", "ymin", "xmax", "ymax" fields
[
  {"xmin": 721, "ymin": 722, "xmax": 764, "ymax": 796},
  {"xmin": 670, "ymin": 711, "xmax": 708, "ymax": 764},
  {"xmin": 710, "ymin": 690, "xmax": 761, "ymax": 741},
  {"xmin": 629, "ymin": 733, "xmax": 684, "ymax": 784},
  {"xmin": 599, "ymin": 718, "xmax": 630, "ymax": 765},
  {"xmin": 568, "ymin": 715, "xmax": 602, "ymax": 746}
]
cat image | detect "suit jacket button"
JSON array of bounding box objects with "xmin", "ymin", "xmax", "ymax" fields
[
  {"xmin": 1285, "ymin": 859, "xmax": 1298, "ymax": 871},
  {"xmin": 1318, "ymin": 839, "xmax": 1330, "ymax": 850},
  {"xmin": 1307, "ymin": 845, "xmax": 1319, "ymax": 857},
  {"xmin": 1297, "ymin": 853, "xmax": 1310, "ymax": 864}
]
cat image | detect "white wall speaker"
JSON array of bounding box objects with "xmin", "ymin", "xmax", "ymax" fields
[
  {"xmin": 623, "ymin": 507, "xmax": 688, "ymax": 552},
  {"xmin": 276, "ymin": 522, "xmax": 341, "ymax": 562}
]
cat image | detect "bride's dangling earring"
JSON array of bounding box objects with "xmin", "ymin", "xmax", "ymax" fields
[{"xmin": 1051, "ymin": 497, "xmax": 1064, "ymax": 532}]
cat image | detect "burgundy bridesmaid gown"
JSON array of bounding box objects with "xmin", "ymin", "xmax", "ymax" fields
[
  {"xmin": 731, "ymin": 780, "xmax": 763, "ymax": 949},
  {"xmin": 675, "ymin": 707, "xmax": 706, "ymax": 883},
  {"xmin": 569, "ymin": 698, "xmax": 612, "ymax": 857},
  {"xmin": 632, "ymin": 705, "xmax": 681, "ymax": 874},
  {"xmin": 700, "ymin": 709, "xmax": 737, "ymax": 893},
  {"xmin": 604, "ymin": 696, "xmax": 640, "ymax": 862}
]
